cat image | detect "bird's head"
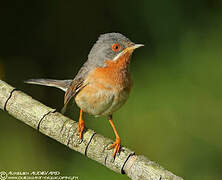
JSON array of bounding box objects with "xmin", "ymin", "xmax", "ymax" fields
[{"xmin": 88, "ymin": 33, "xmax": 143, "ymax": 67}]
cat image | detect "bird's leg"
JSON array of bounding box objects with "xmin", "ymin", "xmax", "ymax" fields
[
  {"xmin": 78, "ymin": 109, "xmax": 85, "ymax": 139},
  {"xmin": 108, "ymin": 115, "xmax": 121, "ymax": 158}
]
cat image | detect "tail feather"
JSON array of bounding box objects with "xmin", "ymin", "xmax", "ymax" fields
[{"xmin": 24, "ymin": 79, "xmax": 72, "ymax": 92}]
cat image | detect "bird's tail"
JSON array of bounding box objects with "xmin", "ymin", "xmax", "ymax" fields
[{"xmin": 24, "ymin": 79, "xmax": 73, "ymax": 92}]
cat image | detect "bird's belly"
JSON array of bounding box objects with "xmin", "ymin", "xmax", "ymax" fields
[
  {"xmin": 75, "ymin": 83, "xmax": 114, "ymax": 116},
  {"xmin": 101, "ymin": 87, "xmax": 130, "ymax": 116},
  {"xmin": 74, "ymin": 83, "xmax": 130, "ymax": 116}
]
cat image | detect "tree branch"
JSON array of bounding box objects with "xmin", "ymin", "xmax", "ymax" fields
[{"xmin": 0, "ymin": 80, "xmax": 183, "ymax": 180}]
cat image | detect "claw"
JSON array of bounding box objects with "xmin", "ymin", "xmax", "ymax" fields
[{"xmin": 109, "ymin": 137, "xmax": 121, "ymax": 158}]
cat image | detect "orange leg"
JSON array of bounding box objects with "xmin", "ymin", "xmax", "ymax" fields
[
  {"xmin": 78, "ymin": 109, "xmax": 85, "ymax": 139},
  {"xmin": 108, "ymin": 115, "xmax": 121, "ymax": 158}
]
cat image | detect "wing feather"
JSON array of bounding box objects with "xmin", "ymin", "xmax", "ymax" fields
[{"xmin": 61, "ymin": 78, "xmax": 87, "ymax": 114}]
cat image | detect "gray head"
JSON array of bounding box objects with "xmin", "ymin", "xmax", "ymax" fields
[{"xmin": 88, "ymin": 32, "xmax": 143, "ymax": 67}]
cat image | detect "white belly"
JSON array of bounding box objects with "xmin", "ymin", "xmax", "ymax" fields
[
  {"xmin": 101, "ymin": 87, "xmax": 130, "ymax": 116},
  {"xmin": 75, "ymin": 83, "xmax": 130, "ymax": 116}
]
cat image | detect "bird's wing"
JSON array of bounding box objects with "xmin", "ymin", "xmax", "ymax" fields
[
  {"xmin": 61, "ymin": 77, "xmax": 88, "ymax": 114},
  {"xmin": 61, "ymin": 59, "xmax": 95, "ymax": 113},
  {"xmin": 64, "ymin": 78, "xmax": 85, "ymax": 104}
]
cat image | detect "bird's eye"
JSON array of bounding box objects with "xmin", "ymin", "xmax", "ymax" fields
[{"xmin": 112, "ymin": 44, "xmax": 121, "ymax": 52}]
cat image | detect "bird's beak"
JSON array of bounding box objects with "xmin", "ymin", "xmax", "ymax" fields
[
  {"xmin": 125, "ymin": 44, "xmax": 144, "ymax": 52},
  {"xmin": 132, "ymin": 44, "xmax": 144, "ymax": 49}
]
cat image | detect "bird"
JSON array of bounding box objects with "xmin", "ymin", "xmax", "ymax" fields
[{"xmin": 25, "ymin": 32, "xmax": 143, "ymax": 158}]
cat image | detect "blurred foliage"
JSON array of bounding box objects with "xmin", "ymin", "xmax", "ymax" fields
[
  {"xmin": 0, "ymin": 0, "xmax": 222, "ymax": 179},
  {"xmin": 0, "ymin": 60, "xmax": 4, "ymax": 79}
]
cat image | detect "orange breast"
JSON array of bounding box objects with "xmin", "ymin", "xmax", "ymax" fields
[{"xmin": 86, "ymin": 50, "xmax": 133, "ymax": 89}]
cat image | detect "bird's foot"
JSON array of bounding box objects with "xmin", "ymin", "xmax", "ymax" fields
[
  {"xmin": 78, "ymin": 120, "xmax": 84, "ymax": 139},
  {"xmin": 109, "ymin": 137, "xmax": 121, "ymax": 158}
]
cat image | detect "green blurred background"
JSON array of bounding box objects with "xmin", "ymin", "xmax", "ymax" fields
[{"xmin": 0, "ymin": 0, "xmax": 222, "ymax": 179}]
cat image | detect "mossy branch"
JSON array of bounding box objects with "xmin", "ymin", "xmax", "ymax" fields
[{"xmin": 0, "ymin": 80, "xmax": 183, "ymax": 180}]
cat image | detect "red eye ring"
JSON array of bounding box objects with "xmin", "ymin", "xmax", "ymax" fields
[{"xmin": 112, "ymin": 44, "xmax": 121, "ymax": 52}]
